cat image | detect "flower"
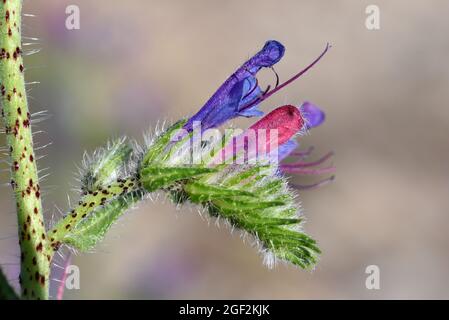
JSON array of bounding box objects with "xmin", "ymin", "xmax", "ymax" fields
[
  {"xmin": 277, "ymin": 102, "xmax": 326, "ymax": 162},
  {"xmin": 212, "ymin": 105, "xmax": 304, "ymax": 164},
  {"xmin": 184, "ymin": 40, "xmax": 285, "ymax": 132},
  {"xmin": 184, "ymin": 40, "xmax": 330, "ymax": 133},
  {"xmin": 183, "ymin": 40, "xmax": 334, "ymax": 189},
  {"xmin": 213, "ymin": 102, "xmax": 334, "ymax": 189},
  {"xmin": 277, "ymin": 103, "xmax": 335, "ymax": 190}
]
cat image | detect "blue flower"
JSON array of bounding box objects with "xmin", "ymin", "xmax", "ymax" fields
[
  {"xmin": 184, "ymin": 41, "xmax": 330, "ymax": 133},
  {"xmin": 184, "ymin": 40, "xmax": 285, "ymax": 132}
]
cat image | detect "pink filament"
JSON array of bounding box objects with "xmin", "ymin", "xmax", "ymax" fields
[
  {"xmin": 280, "ymin": 166, "xmax": 336, "ymax": 175},
  {"xmin": 281, "ymin": 151, "xmax": 334, "ymax": 168},
  {"xmin": 239, "ymin": 43, "xmax": 331, "ymax": 113}
]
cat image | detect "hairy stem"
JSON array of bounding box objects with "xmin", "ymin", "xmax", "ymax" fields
[
  {"xmin": 49, "ymin": 178, "xmax": 140, "ymax": 246},
  {"xmin": 0, "ymin": 1, "xmax": 50, "ymax": 299}
]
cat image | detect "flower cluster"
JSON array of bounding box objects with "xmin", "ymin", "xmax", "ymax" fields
[{"xmin": 52, "ymin": 40, "xmax": 333, "ymax": 270}]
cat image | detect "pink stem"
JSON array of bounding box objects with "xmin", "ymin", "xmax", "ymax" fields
[
  {"xmin": 56, "ymin": 254, "xmax": 72, "ymax": 300},
  {"xmin": 281, "ymin": 166, "xmax": 336, "ymax": 175}
]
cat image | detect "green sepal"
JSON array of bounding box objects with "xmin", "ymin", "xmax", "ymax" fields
[
  {"xmin": 180, "ymin": 163, "xmax": 321, "ymax": 269},
  {"xmin": 183, "ymin": 181, "xmax": 256, "ymax": 202},
  {"xmin": 141, "ymin": 120, "xmax": 187, "ymax": 166},
  {"xmin": 82, "ymin": 138, "xmax": 132, "ymax": 192},
  {"xmin": 139, "ymin": 166, "xmax": 217, "ymax": 192}
]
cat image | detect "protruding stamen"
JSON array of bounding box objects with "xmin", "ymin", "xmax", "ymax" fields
[
  {"xmin": 291, "ymin": 146, "xmax": 315, "ymax": 158},
  {"xmin": 282, "ymin": 151, "xmax": 334, "ymax": 168},
  {"xmin": 281, "ymin": 166, "xmax": 336, "ymax": 175},
  {"xmin": 240, "ymin": 43, "xmax": 331, "ymax": 113}
]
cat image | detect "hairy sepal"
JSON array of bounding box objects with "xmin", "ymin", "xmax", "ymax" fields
[{"xmin": 181, "ymin": 164, "xmax": 320, "ymax": 269}]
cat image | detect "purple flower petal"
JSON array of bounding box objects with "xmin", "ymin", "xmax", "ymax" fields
[
  {"xmin": 300, "ymin": 102, "xmax": 325, "ymax": 129},
  {"xmin": 277, "ymin": 139, "xmax": 299, "ymax": 161},
  {"xmin": 184, "ymin": 40, "xmax": 285, "ymax": 131},
  {"xmin": 246, "ymin": 40, "xmax": 285, "ymax": 70}
]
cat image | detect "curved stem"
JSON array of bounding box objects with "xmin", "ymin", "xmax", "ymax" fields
[
  {"xmin": 0, "ymin": 1, "xmax": 49, "ymax": 299},
  {"xmin": 49, "ymin": 178, "xmax": 139, "ymax": 246}
]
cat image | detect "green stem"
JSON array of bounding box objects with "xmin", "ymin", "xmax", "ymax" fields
[
  {"xmin": 0, "ymin": 1, "xmax": 50, "ymax": 299},
  {"xmin": 49, "ymin": 178, "xmax": 139, "ymax": 245}
]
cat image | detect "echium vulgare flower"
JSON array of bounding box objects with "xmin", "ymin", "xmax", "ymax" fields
[{"xmin": 49, "ymin": 40, "xmax": 333, "ymax": 282}]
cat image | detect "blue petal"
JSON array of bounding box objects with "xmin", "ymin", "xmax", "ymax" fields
[
  {"xmin": 300, "ymin": 102, "xmax": 325, "ymax": 129},
  {"xmin": 237, "ymin": 76, "xmax": 263, "ymax": 117},
  {"xmin": 238, "ymin": 107, "xmax": 264, "ymax": 117},
  {"xmin": 246, "ymin": 40, "xmax": 286, "ymax": 69}
]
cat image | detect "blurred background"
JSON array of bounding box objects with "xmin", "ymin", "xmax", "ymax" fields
[{"xmin": 1, "ymin": 0, "xmax": 449, "ymax": 299}]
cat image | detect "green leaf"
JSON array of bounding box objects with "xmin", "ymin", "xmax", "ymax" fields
[{"xmin": 0, "ymin": 267, "xmax": 18, "ymax": 300}]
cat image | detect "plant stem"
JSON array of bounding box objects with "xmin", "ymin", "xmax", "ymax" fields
[
  {"xmin": 0, "ymin": 0, "xmax": 50, "ymax": 299},
  {"xmin": 49, "ymin": 178, "xmax": 139, "ymax": 246}
]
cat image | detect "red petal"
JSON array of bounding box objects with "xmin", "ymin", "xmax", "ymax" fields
[{"xmin": 249, "ymin": 105, "xmax": 304, "ymax": 153}]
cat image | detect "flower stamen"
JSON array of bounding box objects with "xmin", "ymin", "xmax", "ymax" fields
[
  {"xmin": 240, "ymin": 43, "xmax": 331, "ymax": 113},
  {"xmin": 281, "ymin": 151, "xmax": 334, "ymax": 168}
]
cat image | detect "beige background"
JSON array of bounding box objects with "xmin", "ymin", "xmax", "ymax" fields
[{"xmin": 1, "ymin": 0, "xmax": 449, "ymax": 299}]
